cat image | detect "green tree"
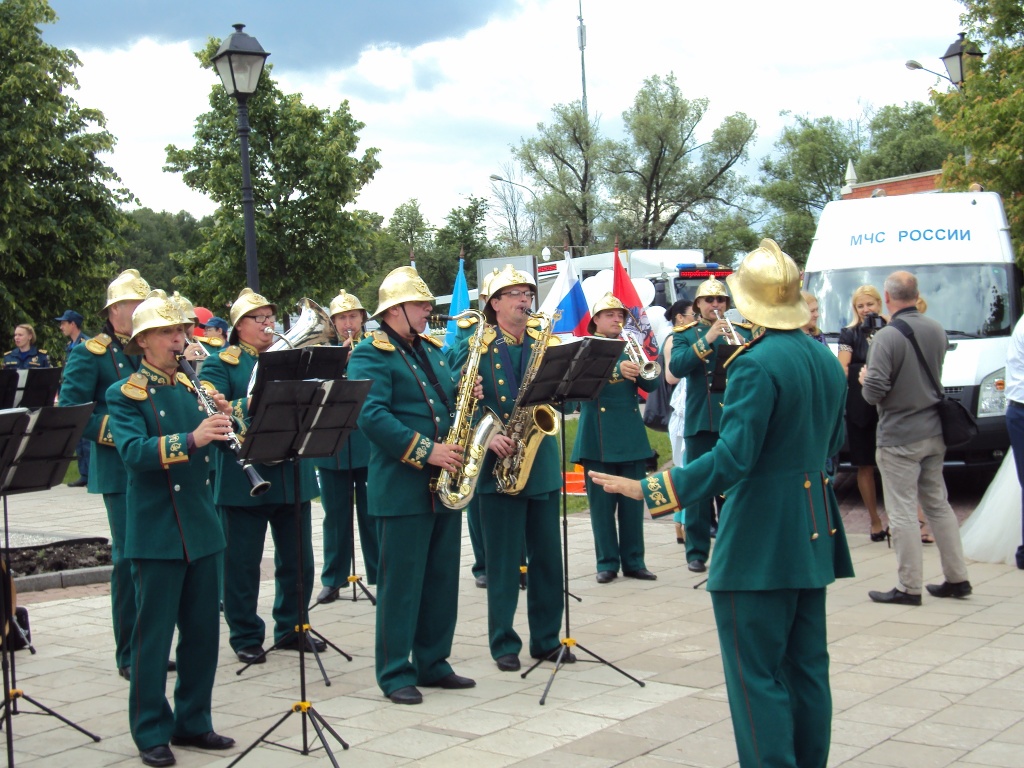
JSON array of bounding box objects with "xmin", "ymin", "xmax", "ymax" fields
[
  {"xmin": 934, "ymin": 1, "xmax": 1024, "ymax": 263},
  {"xmin": 420, "ymin": 196, "xmax": 495, "ymax": 294},
  {"xmin": 388, "ymin": 199, "xmax": 433, "ymax": 254},
  {"xmin": 514, "ymin": 102, "xmax": 609, "ymax": 248},
  {"xmin": 857, "ymin": 102, "xmax": 958, "ymax": 181},
  {"xmin": 0, "ymin": 0, "xmax": 132, "ymax": 357},
  {"xmin": 165, "ymin": 39, "xmax": 381, "ymax": 318},
  {"xmin": 119, "ymin": 208, "xmax": 211, "ymax": 292},
  {"xmin": 605, "ymin": 73, "xmax": 757, "ymax": 249}
]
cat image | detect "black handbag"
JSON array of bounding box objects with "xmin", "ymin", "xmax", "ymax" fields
[
  {"xmin": 642, "ymin": 352, "xmax": 674, "ymax": 432},
  {"xmin": 891, "ymin": 320, "xmax": 979, "ymax": 448}
]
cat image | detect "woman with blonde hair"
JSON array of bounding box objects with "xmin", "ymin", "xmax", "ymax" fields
[
  {"xmin": 837, "ymin": 285, "xmax": 888, "ymax": 540},
  {"xmin": 800, "ymin": 291, "xmax": 825, "ymax": 343}
]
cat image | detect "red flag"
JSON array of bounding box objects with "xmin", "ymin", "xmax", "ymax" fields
[{"xmin": 611, "ymin": 238, "xmax": 658, "ymax": 360}]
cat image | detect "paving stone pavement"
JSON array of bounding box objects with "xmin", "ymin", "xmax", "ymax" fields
[{"xmin": 1, "ymin": 476, "xmax": 1022, "ymax": 767}]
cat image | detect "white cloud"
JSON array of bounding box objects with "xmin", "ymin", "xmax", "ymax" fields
[{"xmin": 69, "ymin": 0, "xmax": 967, "ymax": 229}]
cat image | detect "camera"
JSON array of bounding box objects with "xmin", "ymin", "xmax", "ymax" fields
[{"xmin": 861, "ymin": 312, "xmax": 885, "ymax": 332}]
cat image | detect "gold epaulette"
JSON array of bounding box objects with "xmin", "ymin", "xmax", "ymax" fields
[
  {"xmin": 422, "ymin": 333, "xmax": 444, "ymax": 348},
  {"xmin": 219, "ymin": 345, "xmax": 241, "ymax": 365},
  {"xmin": 85, "ymin": 333, "xmax": 112, "ymax": 355},
  {"xmin": 733, "ymin": 321, "xmax": 754, "ymax": 330},
  {"xmin": 120, "ymin": 372, "xmax": 149, "ymax": 401},
  {"xmin": 175, "ymin": 372, "xmax": 196, "ymax": 391},
  {"xmin": 456, "ymin": 315, "xmax": 479, "ymax": 329},
  {"xmin": 525, "ymin": 327, "xmax": 562, "ymax": 346},
  {"xmin": 526, "ymin": 317, "xmax": 542, "ymax": 328},
  {"xmin": 38, "ymin": 349, "xmax": 47, "ymax": 355},
  {"xmin": 371, "ymin": 330, "xmax": 395, "ymax": 351},
  {"xmin": 481, "ymin": 326, "xmax": 497, "ymax": 346},
  {"xmin": 673, "ymin": 321, "xmax": 698, "ymax": 333},
  {"xmin": 196, "ymin": 335, "xmax": 224, "ymax": 348}
]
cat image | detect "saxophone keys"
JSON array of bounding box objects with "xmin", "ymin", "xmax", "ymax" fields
[{"xmin": 463, "ymin": 465, "xmax": 479, "ymax": 478}]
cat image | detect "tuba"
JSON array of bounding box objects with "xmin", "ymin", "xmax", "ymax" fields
[
  {"xmin": 429, "ymin": 310, "xmax": 503, "ymax": 509},
  {"xmin": 246, "ymin": 298, "xmax": 339, "ymax": 396},
  {"xmin": 494, "ymin": 311, "xmax": 561, "ymax": 495},
  {"xmin": 623, "ymin": 334, "xmax": 662, "ymax": 380}
]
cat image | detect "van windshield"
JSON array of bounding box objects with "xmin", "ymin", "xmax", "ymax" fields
[{"xmin": 804, "ymin": 264, "xmax": 1016, "ymax": 339}]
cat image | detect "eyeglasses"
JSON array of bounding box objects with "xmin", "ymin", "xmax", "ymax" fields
[
  {"xmin": 703, "ymin": 296, "xmax": 728, "ymax": 303},
  {"xmin": 500, "ymin": 290, "xmax": 535, "ymax": 300},
  {"xmin": 244, "ymin": 314, "xmax": 276, "ymax": 324}
]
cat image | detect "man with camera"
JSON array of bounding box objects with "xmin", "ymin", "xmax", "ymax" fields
[{"xmin": 860, "ymin": 271, "xmax": 971, "ymax": 606}]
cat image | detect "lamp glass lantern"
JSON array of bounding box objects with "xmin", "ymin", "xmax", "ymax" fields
[
  {"xmin": 212, "ymin": 24, "xmax": 270, "ymax": 97},
  {"xmin": 941, "ymin": 32, "xmax": 983, "ymax": 86}
]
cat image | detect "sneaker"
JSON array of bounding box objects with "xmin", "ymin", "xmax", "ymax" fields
[{"xmin": 925, "ymin": 581, "xmax": 972, "ymax": 599}]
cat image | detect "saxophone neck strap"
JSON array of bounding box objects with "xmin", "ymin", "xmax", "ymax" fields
[
  {"xmin": 494, "ymin": 332, "xmax": 529, "ymax": 396},
  {"xmin": 381, "ymin": 320, "xmax": 454, "ymax": 417}
]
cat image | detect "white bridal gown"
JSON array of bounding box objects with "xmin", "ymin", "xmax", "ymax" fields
[{"xmin": 960, "ymin": 448, "xmax": 1022, "ymax": 565}]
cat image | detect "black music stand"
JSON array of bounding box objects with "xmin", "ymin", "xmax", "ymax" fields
[
  {"xmin": 229, "ymin": 350, "xmax": 369, "ymax": 768},
  {"xmin": 516, "ymin": 336, "xmax": 647, "ymax": 704},
  {"xmin": 0, "ymin": 370, "xmax": 61, "ymax": 411},
  {"xmin": 0, "ymin": 405, "xmax": 100, "ymax": 765},
  {"xmin": 0, "ymin": 376, "xmax": 17, "ymax": 411}
]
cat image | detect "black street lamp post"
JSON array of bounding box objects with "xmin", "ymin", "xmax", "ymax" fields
[
  {"xmin": 211, "ymin": 24, "xmax": 270, "ymax": 292},
  {"xmin": 906, "ymin": 31, "xmax": 984, "ymax": 90}
]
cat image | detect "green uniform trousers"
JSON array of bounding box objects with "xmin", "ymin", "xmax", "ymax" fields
[
  {"xmin": 481, "ymin": 492, "xmax": 563, "ymax": 660},
  {"xmin": 221, "ymin": 502, "xmax": 314, "ymax": 651},
  {"xmin": 105, "ymin": 492, "xmax": 136, "ymax": 670},
  {"xmin": 375, "ymin": 512, "xmax": 461, "ymax": 695},
  {"xmin": 683, "ymin": 431, "xmax": 717, "ymax": 565},
  {"xmin": 581, "ymin": 459, "xmax": 648, "ymax": 573},
  {"xmin": 128, "ymin": 555, "xmax": 219, "ymax": 751},
  {"xmin": 467, "ymin": 496, "xmax": 485, "ymax": 579},
  {"xmin": 319, "ymin": 466, "xmax": 378, "ymax": 587},
  {"xmin": 711, "ymin": 588, "xmax": 831, "ymax": 768}
]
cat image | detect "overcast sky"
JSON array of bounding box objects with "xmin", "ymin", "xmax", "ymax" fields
[{"xmin": 46, "ymin": 0, "xmax": 968, "ymax": 230}]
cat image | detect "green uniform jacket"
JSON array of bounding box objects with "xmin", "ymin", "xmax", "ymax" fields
[
  {"xmin": 105, "ymin": 363, "xmax": 225, "ymax": 561},
  {"xmin": 645, "ymin": 329, "xmax": 854, "ymax": 591},
  {"xmin": 669, "ymin": 319, "xmax": 751, "ymax": 437},
  {"xmin": 59, "ymin": 330, "xmax": 140, "ymax": 494},
  {"xmin": 570, "ymin": 342, "xmax": 658, "ymax": 464},
  {"xmin": 199, "ymin": 342, "xmax": 317, "ymax": 506},
  {"xmin": 348, "ymin": 330, "xmax": 457, "ymax": 515},
  {"xmin": 451, "ymin": 323, "xmax": 562, "ymax": 497}
]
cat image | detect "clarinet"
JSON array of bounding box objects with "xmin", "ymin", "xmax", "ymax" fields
[{"xmin": 176, "ymin": 354, "xmax": 271, "ymax": 497}]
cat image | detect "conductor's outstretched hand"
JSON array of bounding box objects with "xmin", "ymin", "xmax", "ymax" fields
[{"xmin": 588, "ymin": 470, "xmax": 643, "ymax": 500}]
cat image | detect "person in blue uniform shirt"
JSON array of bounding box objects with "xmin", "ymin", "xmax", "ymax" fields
[
  {"xmin": 59, "ymin": 269, "xmax": 152, "ymax": 679},
  {"xmin": 4, "ymin": 324, "xmax": 50, "ymax": 369},
  {"xmin": 55, "ymin": 310, "xmax": 91, "ymax": 487},
  {"xmin": 572, "ymin": 293, "xmax": 659, "ymax": 583},
  {"xmin": 107, "ymin": 290, "xmax": 236, "ymax": 768},
  {"xmin": 314, "ymin": 289, "xmax": 379, "ymax": 603},
  {"xmin": 199, "ymin": 288, "xmax": 323, "ymax": 664},
  {"xmin": 204, "ymin": 316, "xmax": 229, "ymax": 343},
  {"xmin": 348, "ymin": 266, "xmax": 477, "ymax": 704},
  {"xmin": 591, "ymin": 239, "xmax": 853, "ymax": 768}
]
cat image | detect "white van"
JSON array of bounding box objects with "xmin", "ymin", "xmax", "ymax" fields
[{"xmin": 803, "ymin": 190, "xmax": 1021, "ymax": 468}]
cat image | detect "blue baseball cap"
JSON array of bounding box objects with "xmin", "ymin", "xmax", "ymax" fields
[
  {"xmin": 206, "ymin": 316, "xmax": 230, "ymax": 333},
  {"xmin": 54, "ymin": 310, "xmax": 84, "ymax": 326}
]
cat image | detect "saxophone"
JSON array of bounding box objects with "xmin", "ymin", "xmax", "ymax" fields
[
  {"xmin": 429, "ymin": 309, "xmax": 503, "ymax": 509},
  {"xmin": 494, "ymin": 311, "xmax": 561, "ymax": 495}
]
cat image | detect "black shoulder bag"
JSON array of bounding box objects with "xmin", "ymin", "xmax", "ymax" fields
[
  {"xmin": 890, "ymin": 319, "xmax": 978, "ymax": 448},
  {"xmin": 642, "ymin": 349, "xmax": 674, "ymax": 432}
]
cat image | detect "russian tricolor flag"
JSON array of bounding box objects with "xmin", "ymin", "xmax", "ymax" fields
[{"xmin": 551, "ymin": 255, "xmax": 590, "ymax": 336}]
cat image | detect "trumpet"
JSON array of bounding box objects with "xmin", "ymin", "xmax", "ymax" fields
[
  {"xmin": 176, "ymin": 354, "xmax": 270, "ymax": 497},
  {"xmin": 623, "ymin": 334, "xmax": 662, "ymax": 380},
  {"xmin": 714, "ymin": 309, "xmax": 744, "ymax": 346}
]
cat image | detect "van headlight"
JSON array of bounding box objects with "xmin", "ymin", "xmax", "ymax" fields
[{"xmin": 977, "ymin": 367, "xmax": 1006, "ymax": 418}]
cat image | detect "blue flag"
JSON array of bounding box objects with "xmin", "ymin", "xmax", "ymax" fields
[{"xmin": 444, "ymin": 258, "xmax": 470, "ymax": 350}]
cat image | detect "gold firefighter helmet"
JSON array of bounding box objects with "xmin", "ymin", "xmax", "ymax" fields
[
  {"xmin": 586, "ymin": 292, "xmax": 628, "ymax": 335},
  {"xmin": 170, "ymin": 291, "xmax": 198, "ymax": 327},
  {"xmin": 694, "ymin": 276, "xmax": 730, "ymax": 305},
  {"xmin": 328, "ymin": 289, "xmax": 368, "ymax": 320},
  {"xmin": 101, "ymin": 269, "xmax": 151, "ymax": 316},
  {"xmin": 228, "ymin": 287, "xmax": 278, "ymax": 344},
  {"xmin": 483, "ymin": 264, "xmax": 536, "ymax": 324},
  {"xmin": 726, "ymin": 239, "xmax": 809, "ymax": 331},
  {"xmin": 125, "ymin": 290, "xmax": 189, "ymax": 355},
  {"xmin": 372, "ymin": 266, "xmax": 435, "ymax": 318}
]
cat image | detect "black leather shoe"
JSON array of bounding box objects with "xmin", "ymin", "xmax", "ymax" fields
[
  {"xmin": 278, "ymin": 635, "xmax": 327, "ymax": 653},
  {"xmin": 474, "ymin": 574, "xmax": 487, "ymax": 588},
  {"xmin": 139, "ymin": 745, "xmax": 175, "ymax": 767},
  {"xmin": 170, "ymin": 731, "xmax": 235, "ymax": 750},
  {"xmin": 532, "ymin": 645, "xmax": 576, "ymax": 664},
  {"xmin": 424, "ymin": 673, "xmax": 476, "ymax": 689},
  {"xmin": 67, "ymin": 477, "xmax": 88, "ymax": 488},
  {"xmin": 496, "ymin": 654, "xmax": 521, "ymax": 672},
  {"xmin": 595, "ymin": 570, "xmax": 617, "ymax": 583},
  {"xmin": 624, "ymin": 568, "xmax": 657, "ymax": 580},
  {"xmin": 118, "ymin": 666, "xmax": 130, "ymax": 681},
  {"xmin": 687, "ymin": 560, "xmax": 706, "ymax": 573},
  {"xmin": 387, "ymin": 685, "xmax": 423, "ymax": 705},
  {"xmin": 868, "ymin": 588, "xmax": 921, "ymax": 606},
  {"xmin": 235, "ymin": 646, "xmax": 266, "ymax": 664},
  {"xmin": 316, "ymin": 585, "xmax": 339, "ymax": 603},
  {"xmin": 926, "ymin": 580, "xmax": 972, "ymax": 598}
]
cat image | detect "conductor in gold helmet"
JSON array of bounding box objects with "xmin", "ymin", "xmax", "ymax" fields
[
  {"xmin": 591, "ymin": 239, "xmax": 853, "ymax": 768},
  {"xmin": 347, "ymin": 266, "xmax": 477, "ymax": 704},
  {"xmin": 667, "ymin": 275, "xmax": 752, "ymax": 574}
]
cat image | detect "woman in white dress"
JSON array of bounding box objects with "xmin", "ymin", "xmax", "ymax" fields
[{"xmin": 961, "ymin": 448, "xmax": 1022, "ymax": 565}]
